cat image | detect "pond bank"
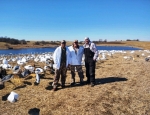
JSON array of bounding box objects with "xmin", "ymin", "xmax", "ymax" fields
[{"xmin": 0, "ymin": 41, "xmax": 150, "ymax": 50}]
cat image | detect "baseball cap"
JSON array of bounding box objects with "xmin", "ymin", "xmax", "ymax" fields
[
  {"xmin": 74, "ymin": 40, "xmax": 78, "ymax": 43},
  {"xmin": 84, "ymin": 37, "xmax": 89, "ymax": 40},
  {"xmin": 61, "ymin": 40, "xmax": 66, "ymax": 44}
]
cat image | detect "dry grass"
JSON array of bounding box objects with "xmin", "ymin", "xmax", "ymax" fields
[
  {"xmin": 0, "ymin": 51, "xmax": 150, "ymax": 115},
  {"xmin": 96, "ymin": 41, "xmax": 150, "ymax": 50},
  {"xmin": 122, "ymin": 41, "xmax": 150, "ymax": 50},
  {"xmin": 1, "ymin": 41, "xmax": 150, "ymax": 50},
  {"xmin": 0, "ymin": 42, "xmax": 8, "ymax": 49}
]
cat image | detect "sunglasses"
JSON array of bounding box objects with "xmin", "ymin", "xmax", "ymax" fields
[
  {"xmin": 74, "ymin": 42, "xmax": 78, "ymax": 44},
  {"xmin": 61, "ymin": 42, "xmax": 66, "ymax": 44}
]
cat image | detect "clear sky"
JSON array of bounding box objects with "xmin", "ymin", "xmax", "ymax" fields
[{"xmin": 0, "ymin": 0, "xmax": 150, "ymax": 41}]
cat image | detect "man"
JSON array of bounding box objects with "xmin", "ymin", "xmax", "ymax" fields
[
  {"xmin": 68, "ymin": 40, "xmax": 84, "ymax": 86},
  {"xmin": 0, "ymin": 67, "xmax": 6, "ymax": 89},
  {"xmin": 52, "ymin": 40, "xmax": 71, "ymax": 91},
  {"xmin": 83, "ymin": 37, "xmax": 98, "ymax": 87}
]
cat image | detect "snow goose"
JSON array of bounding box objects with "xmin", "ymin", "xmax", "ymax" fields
[
  {"xmin": 12, "ymin": 65, "xmax": 20, "ymax": 74},
  {"xmin": 24, "ymin": 65, "xmax": 35, "ymax": 73},
  {"xmin": 1, "ymin": 74, "xmax": 13, "ymax": 83},
  {"xmin": 34, "ymin": 68, "xmax": 43, "ymax": 85}
]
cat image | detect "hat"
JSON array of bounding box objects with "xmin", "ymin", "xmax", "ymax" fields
[
  {"xmin": 84, "ymin": 37, "xmax": 89, "ymax": 40},
  {"xmin": 61, "ymin": 40, "xmax": 66, "ymax": 43},
  {"xmin": 74, "ymin": 40, "xmax": 78, "ymax": 43}
]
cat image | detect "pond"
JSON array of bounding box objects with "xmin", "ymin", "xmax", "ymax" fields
[{"xmin": 0, "ymin": 46, "xmax": 142, "ymax": 55}]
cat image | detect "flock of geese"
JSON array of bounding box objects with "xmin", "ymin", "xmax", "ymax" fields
[
  {"xmin": 0, "ymin": 53, "xmax": 55, "ymax": 86},
  {"xmin": 0, "ymin": 50, "xmax": 150, "ymax": 88}
]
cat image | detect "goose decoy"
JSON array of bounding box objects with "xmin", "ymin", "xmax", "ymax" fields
[
  {"xmin": 145, "ymin": 57, "xmax": 149, "ymax": 62},
  {"xmin": 1, "ymin": 74, "xmax": 13, "ymax": 83},
  {"xmin": 44, "ymin": 65, "xmax": 54, "ymax": 74},
  {"xmin": 34, "ymin": 74, "xmax": 40, "ymax": 86},
  {"xmin": 24, "ymin": 65, "xmax": 35, "ymax": 73},
  {"xmin": 13, "ymin": 65, "xmax": 20, "ymax": 74},
  {"xmin": 13, "ymin": 65, "xmax": 20, "ymax": 71},
  {"xmin": 2, "ymin": 59, "xmax": 8, "ymax": 64},
  {"xmin": 7, "ymin": 91, "xmax": 19, "ymax": 103},
  {"xmin": 17, "ymin": 60, "xmax": 24, "ymax": 65},
  {"xmin": 2, "ymin": 64, "xmax": 12, "ymax": 70},
  {"xmin": 34, "ymin": 68, "xmax": 43, "ymax": 86},
  {"xmin": 35, "ymin": 68, "xmax": 43, "ymax": 74},
  {"xmin": 21, "ymin": 69, "xmax": 31, "ymax": 78}
]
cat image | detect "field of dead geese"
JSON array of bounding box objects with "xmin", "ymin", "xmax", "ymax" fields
[{"xmin": 0, "ymin": 50, "xmax": 150, "ymax": 115}]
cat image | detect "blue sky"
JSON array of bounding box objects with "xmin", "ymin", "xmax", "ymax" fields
[{"xmin": 0, "ymin": 0, "xmax": 150, "ymax": 41}]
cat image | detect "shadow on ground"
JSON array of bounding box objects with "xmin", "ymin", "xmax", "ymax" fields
[
  {"xmin": 0, "ymin": 84, "xmax": 4, "ymax": 90},
  {"xmin": 2, "ymin": 93, "xmax": 10, "ymax": 101},
  {"xmin": 23, "ymin": 81, "xmax": 32, "ymax": 85},
  {"xmin": 13, "ymin": 84, "xmax": 27, "ymax": 90},
  {"xmin": 40, "ymin": 74, "xmax": 53, "ymax": 80},
  {"xmin": 96, "ymin": 77, "xmax": 128, "ymax": 85},
  {"xmin": 28, "ymin": 108, "xmax": 40, "ymax": 115},
  {"xmin": 45, "ymin": 82, "xmax": 53, "ymax": 90},
  {"xmin": 45, "ymin": 82, "xmax": 85, "ymax": 91}
]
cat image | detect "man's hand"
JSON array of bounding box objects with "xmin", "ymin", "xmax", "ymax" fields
[{"xmin": 93, "ymin": 58, "xmax": 96, "ymax": 61}]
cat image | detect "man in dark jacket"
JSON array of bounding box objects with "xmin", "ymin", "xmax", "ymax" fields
[
  {"xmin": 0, "ymin": 67, "xmax": 6, "ymax": 89},
  {"xmin": 83, "ymin": 37, "xmax": 98, "ymax": 87}
]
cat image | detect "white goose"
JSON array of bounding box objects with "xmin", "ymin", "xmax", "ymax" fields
[
  {"xmin": 100, "ymin": 53, "xmax": 106, "ymax": 60},
  {"xmin": 24, "ymin": 65, "xmax": 35, "ymax": 73},
  {"xmin": 34, "ymin": 68, "xmax": 44, "ymax": 85},
  {"xmin": 1, "ymin": 74, "xmax": 13, "ymax": 83},
  {"xmin": 2, "ymin": 59, "xmax": 8, "ymax": 64},
  {"xmin": 13, "ymin": 65, "xmax": 20, "ymax": 74},
  {"xmin": 17, "ymin": 60, "xmax": 25, "ymax": 65},
  {"xmin": 1, "ymin": 64, "xmax": 12, "ymax": 70}
]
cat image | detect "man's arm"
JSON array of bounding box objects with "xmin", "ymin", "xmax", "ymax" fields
[
  {"xmin": 53, "ymin": 48, "xmax": 58, "ymax": 64},
  {"xmin": 91, "ymin": 43, "xmax": 99, "ymax": 60}
]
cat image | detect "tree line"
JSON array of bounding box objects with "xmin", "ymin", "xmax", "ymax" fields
[
  {"xmin": 0, "ymin": 37, "xmax": 27, "ymax": 44},
  {"xmin": 126, "ymin": 39, "xmax": 139, "ymax": 41},
  {"xmin": 34, "ymin": 41, "xmax": 60, "ymax": 45}
]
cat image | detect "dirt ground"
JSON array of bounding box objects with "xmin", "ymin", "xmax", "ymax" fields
[{"xmin": 0, "ymin": 50, "xmax": 150, "ymax": 115}]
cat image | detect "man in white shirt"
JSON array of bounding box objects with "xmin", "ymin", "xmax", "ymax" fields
[
  {"xmin": 53, "ymin": 40, "xmax": 71, "ymax": 91},
  {"xmin": 68, "ymin": 40, "xmax": 84, "ymax": 86}
]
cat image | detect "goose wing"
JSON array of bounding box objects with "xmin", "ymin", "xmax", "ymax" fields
[{"xmin": 1, "ymin": 74, "xmax": 13, "ymax": 83}]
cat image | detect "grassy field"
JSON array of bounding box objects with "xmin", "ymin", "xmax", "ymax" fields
[
  {"xmin": 96, "ymin": 41, "xmax": 150, "ymax": 50},
  {"xmin": 0, "ymin": 41, "xmax": 150, "ymax": 115},
  {"xmin": 120, "ymin": 41, "xmax": 150, "ymax": 50},
  {"xmin": 0, "ymin": 51, "xmax": 150, "ymax": 114}
]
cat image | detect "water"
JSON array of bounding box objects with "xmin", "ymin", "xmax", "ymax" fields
[
  {"xmin": 0, "ymin": 47, "xmax": 56, "ymax": 55},
  {"xmin": 96, "ymin": 46, "xmax": 141, "ymax": 50},
  {"xmin": 0, "ymin": 46, "xmax": 141, "ymax": 55}
]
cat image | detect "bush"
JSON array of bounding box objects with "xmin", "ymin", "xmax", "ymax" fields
[{"xmin": 0, "ymin": 37, "xmax": 27, "ymax": 44}]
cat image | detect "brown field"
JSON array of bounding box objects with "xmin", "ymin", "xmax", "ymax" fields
[
  {"xmin": 0, "ymin": 41, "xmax": 150, "ymax": 115},
  {"xmin": 0, "ymin": 50, "xmax": 150, "ymax": 115},
  {"xmin": 0, "ymin": 41, "xmax": 150, "ymax": 50},
  {"xmin": 96, "ymin": 41, "xmax": 150, "ymax": 50}
]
